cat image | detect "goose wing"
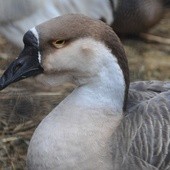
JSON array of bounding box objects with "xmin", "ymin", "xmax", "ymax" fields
[{"xmin": 112, "ymin": 81, "xmax": 170, "ymax": 170}]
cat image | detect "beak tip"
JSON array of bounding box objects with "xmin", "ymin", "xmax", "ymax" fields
[
  {"xmin": 0, "ymin": 80, "xmax": 4, "ymax": 90},
  {"xmin": 0, "ymin": 84, "xmax": 4, "ymax": 90},
  {"xmin": 0, "ymin": 76, "xmax": 8, "ymax": 90}
]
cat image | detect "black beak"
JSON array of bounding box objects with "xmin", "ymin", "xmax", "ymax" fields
[{"xmin": 0, "ymin": 46, "xmax": 43, "ymax": 90}]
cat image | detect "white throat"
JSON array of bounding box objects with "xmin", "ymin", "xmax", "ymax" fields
[
  {"xmin": 27, "ymin": 39, "xmax": 125, "ymax": 170},
  {"xmin": 72, "ymin": 57, "xmax": 125, "ymax": 114}
]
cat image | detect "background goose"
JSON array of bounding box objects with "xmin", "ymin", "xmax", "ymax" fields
[
  {"xmin": 0, "ymin": 14, "xmax": 170, "ymax": 170},
  {"xmin": 0, "ymin": 0, "xmax": 165, "ymax": 47}
]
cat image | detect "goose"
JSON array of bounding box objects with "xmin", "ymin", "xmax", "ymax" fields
[
  {"xmin": 0, "ymin": 0, "xmax": 164, "ymax": 47},
  {"xmin": 0, "ymin": 14, "xmax": 170, "ymax": 170}
]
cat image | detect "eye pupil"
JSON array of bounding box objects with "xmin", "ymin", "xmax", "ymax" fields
[{"xmin": 55, "ymin": 40, "xmax": 64, "ymax": 44}]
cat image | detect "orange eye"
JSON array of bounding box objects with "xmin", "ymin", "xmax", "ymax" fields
[{"xmin": 52, "ymin": 40, "xmax": 65, "ymax": 48}]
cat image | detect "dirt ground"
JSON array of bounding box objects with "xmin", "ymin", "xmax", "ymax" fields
[{"xmin": 0, "ymin": 9, "xmax": 170, "ymax": 170}]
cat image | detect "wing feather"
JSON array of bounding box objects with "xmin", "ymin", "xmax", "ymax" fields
[{"xmin": 111, "ymin": 81, "xmax": 170, "ymax": 169}]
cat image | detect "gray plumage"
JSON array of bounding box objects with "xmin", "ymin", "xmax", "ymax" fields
[{"xmin": 112, "ymin": 81, "xmax": 170, "ymax": 169}]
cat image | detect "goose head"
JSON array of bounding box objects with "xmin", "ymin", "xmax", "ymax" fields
[{"xmin": 0, "ymin": 14, "xmax": 129, "ymax": 110}]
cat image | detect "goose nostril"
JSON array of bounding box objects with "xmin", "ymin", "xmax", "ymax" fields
[{"xmin": 13, "ymin": 63, "xmax": 23, "ymax": 73}]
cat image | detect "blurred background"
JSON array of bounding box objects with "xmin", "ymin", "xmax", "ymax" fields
[{"xmin": 0, "ymin": 0, "xmax": 169, "ymax": 169}]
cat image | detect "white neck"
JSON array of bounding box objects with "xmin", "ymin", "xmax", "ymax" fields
[{"xmin": 27, "ymin": 41, "xmax": 126, "ymax": 170}]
